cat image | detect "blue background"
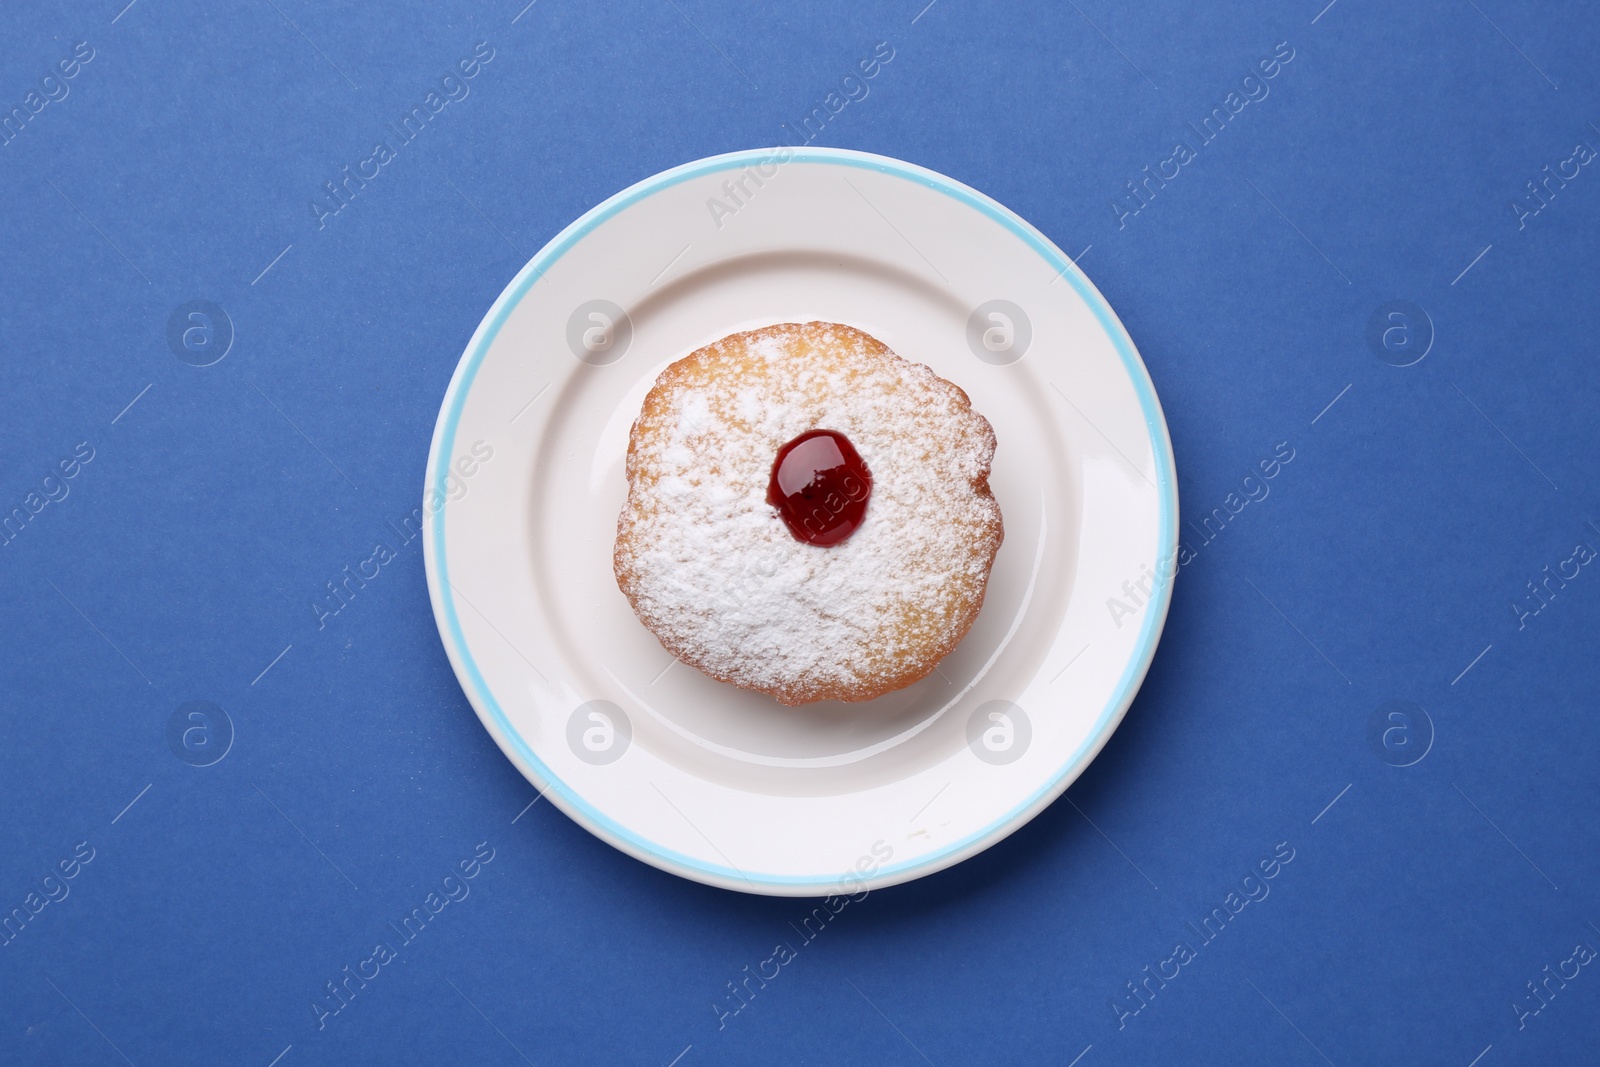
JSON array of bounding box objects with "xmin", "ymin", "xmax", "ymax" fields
[{"xmin": 1, "ymin": 1, "xmax": 1596, "ymax": 1064}]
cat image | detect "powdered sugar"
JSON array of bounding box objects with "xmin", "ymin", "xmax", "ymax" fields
[{"xmin": 615, "ymin": 323, "xmax": 1002, "ymax": 704}]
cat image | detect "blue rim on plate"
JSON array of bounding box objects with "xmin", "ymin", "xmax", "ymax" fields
[{"xmin": 425, "ymin": 147, "xmax": 1178, "ymax": 894}]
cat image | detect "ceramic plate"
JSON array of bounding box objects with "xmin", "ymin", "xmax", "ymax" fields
[{"xmin": 424, "ymin": 148, "xmax": 1177, "ymax": 896}]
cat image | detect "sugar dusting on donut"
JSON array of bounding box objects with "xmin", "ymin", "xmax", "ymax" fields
[{"xmin": 614, "ymin": 322, "xmax": 1003, "ymax": 705}]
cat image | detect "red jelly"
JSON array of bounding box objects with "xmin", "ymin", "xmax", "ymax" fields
[{"xmin": 766, "ymin": 429, "xmax": 872, "ymax": 546}]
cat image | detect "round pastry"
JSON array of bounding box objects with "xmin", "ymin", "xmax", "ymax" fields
[{"xmin": 613, "ymin": 322, "xmax": 1003, "ymax": 705}]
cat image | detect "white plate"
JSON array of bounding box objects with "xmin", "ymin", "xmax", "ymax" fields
[{"xmin": 424, "ymin": 148, "xmax": 1177, "ymax": 896}]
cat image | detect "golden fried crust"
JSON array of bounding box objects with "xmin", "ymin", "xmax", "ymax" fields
[{"xmin": 614, "ymin": 322, "xmax": 1002, "ymax": 705}]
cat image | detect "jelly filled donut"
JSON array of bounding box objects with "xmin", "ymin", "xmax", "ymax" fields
[{"xmin": 613, "ymin": 322, "xmax": 1003, "ymax": 705}]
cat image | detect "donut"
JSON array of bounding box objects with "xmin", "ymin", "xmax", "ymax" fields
[{"xmin": 613, "ymin": 322, "xmax": 1003, "ymax": 705}]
